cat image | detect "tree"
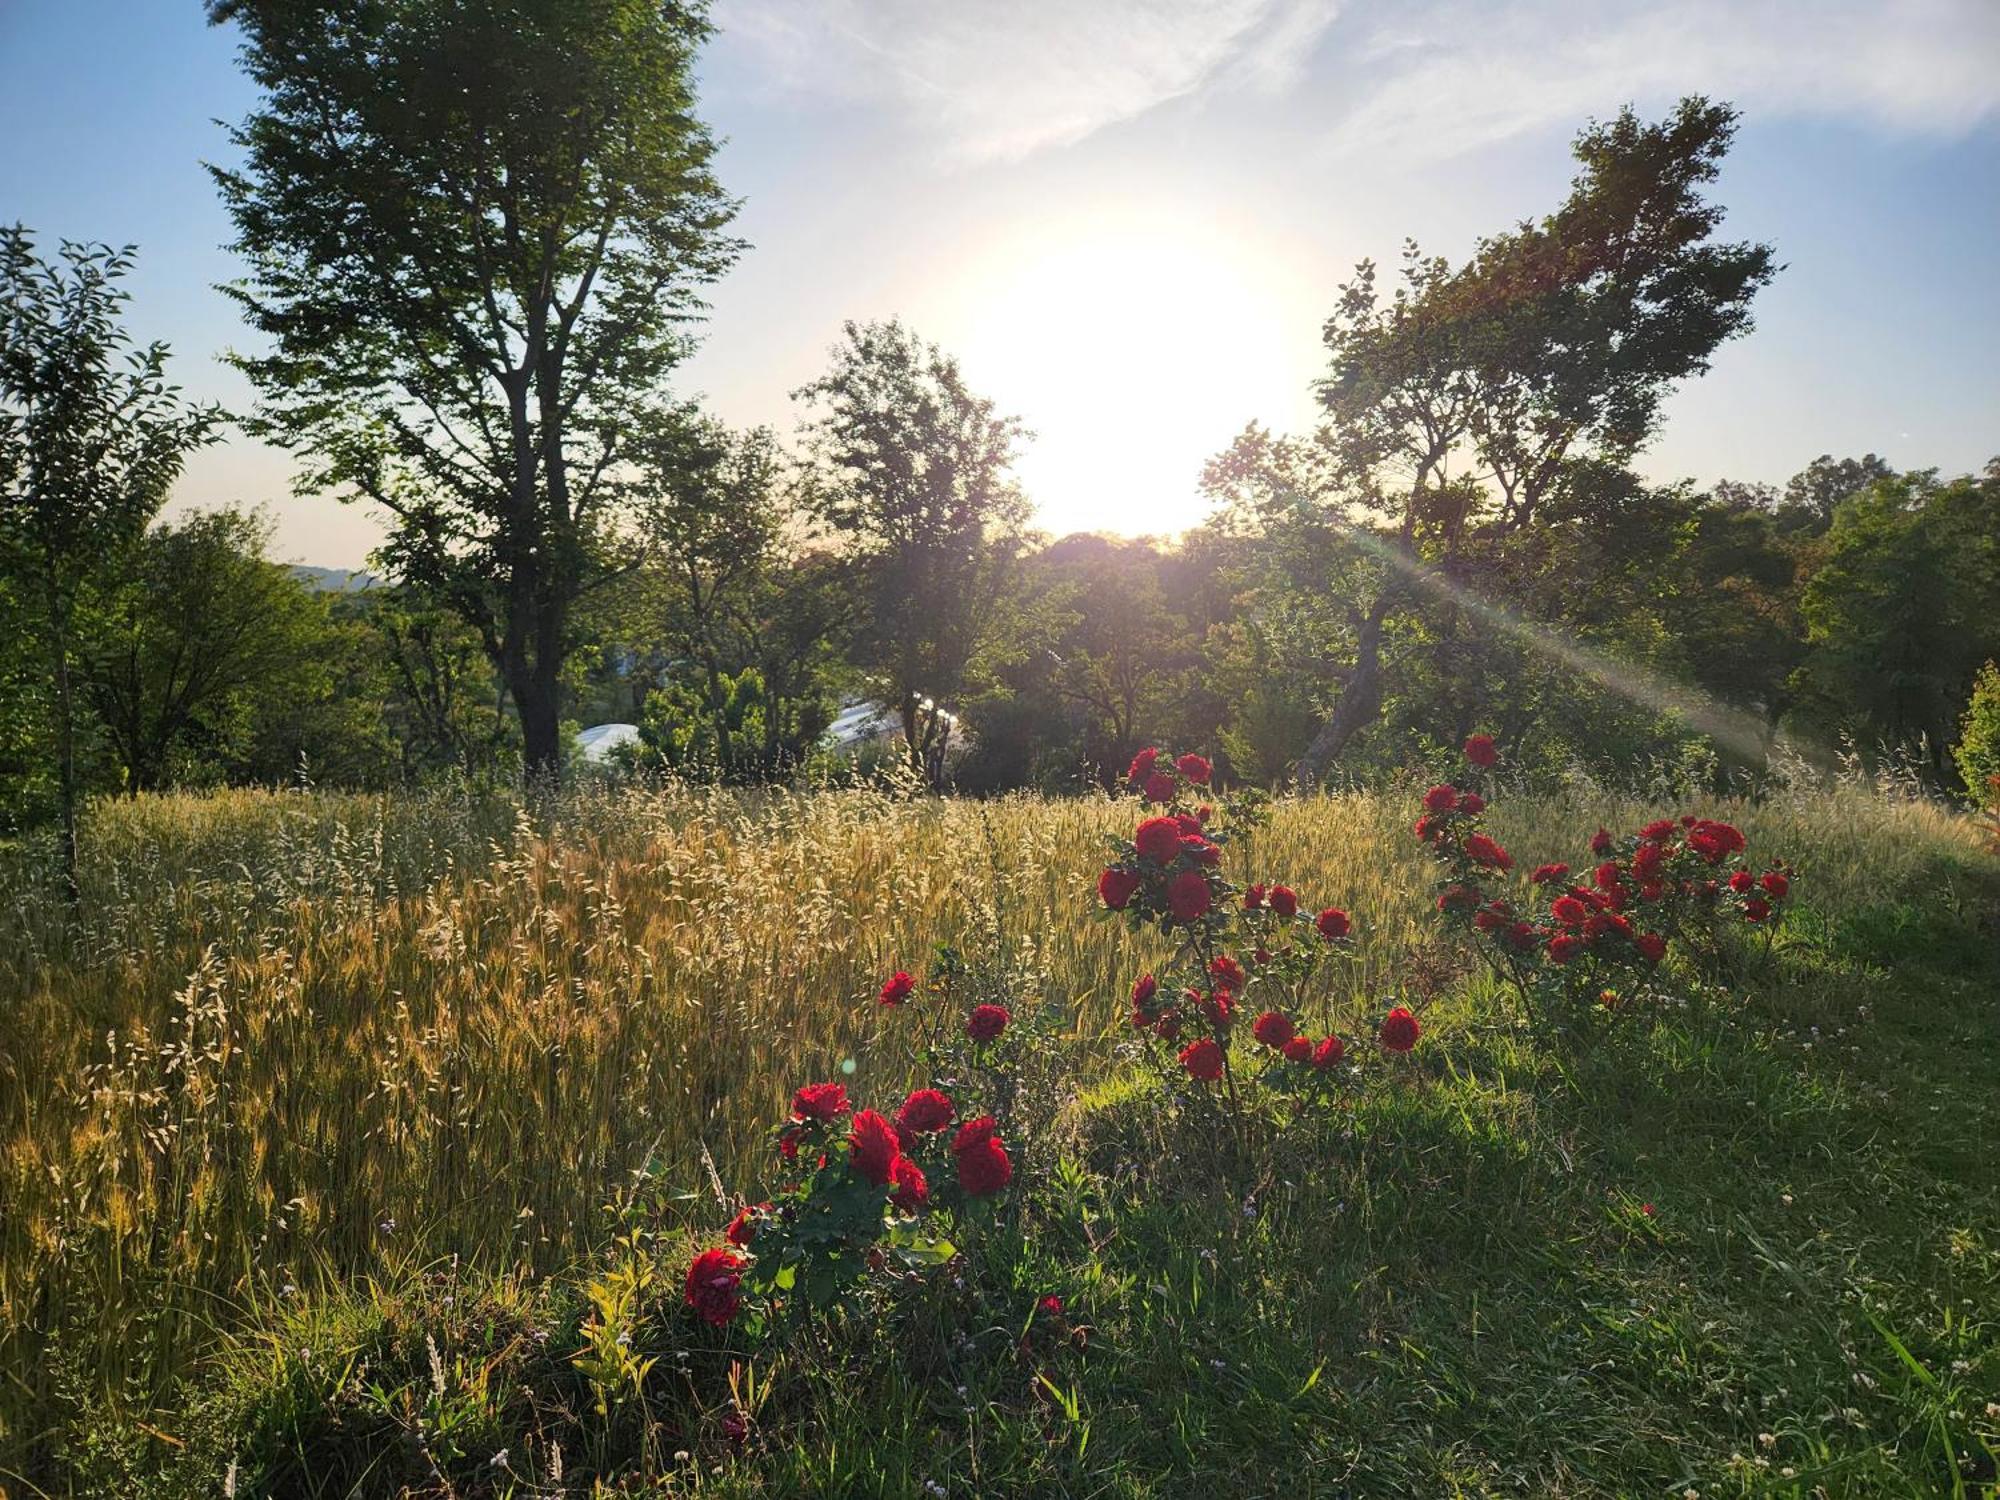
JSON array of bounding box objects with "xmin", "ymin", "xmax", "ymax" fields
[
  {"xmin": 209, "ymin": 0, "xmax": 741, "ymax": 780},
  {"xmin": 794, "ymin": 320, "xmax": 1031, "ymax": 784},
  {"xmin": 1207, "ymin": 98, "xmax": 1775, "ymax": 784},
  {"xmin": 0, "ymin": 227, "xmax": 219, "ymax": 892},
  {"xmin": 80, "ymin": 507, "xmax": 328, "ymax": 793},
  {"xmin": 1955, "ymin": 661, "xmax": 2000, "ymax": 805},
  {"xmin": 1779, "ymin": 452, "xmax": 1895, "ymax": 530}
]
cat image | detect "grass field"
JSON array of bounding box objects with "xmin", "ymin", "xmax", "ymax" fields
[{"xmin": 2, "ymin": 777, "xmax": 1997, "ymax": 1496}]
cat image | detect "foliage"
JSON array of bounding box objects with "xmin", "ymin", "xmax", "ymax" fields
[{"xmin": 1956, "ymin": 662, "xmax": 2000, "ymax": 811}]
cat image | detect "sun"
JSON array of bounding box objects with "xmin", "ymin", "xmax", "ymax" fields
[{"xmin": 949, "ymin": 209, "xmax": 1321, "ymax": 540}]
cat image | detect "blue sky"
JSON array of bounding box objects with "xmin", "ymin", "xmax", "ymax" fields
[{"xmin": 2, "ymin": 0, "xmax": 1995, "ymax": 568}]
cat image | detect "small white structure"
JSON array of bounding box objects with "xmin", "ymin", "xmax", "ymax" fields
[
  {"xmin": 575, "ymin": 722, "xmax": 641, "ymax": 763},
  {"xmin": 822, "ymin": 698, "xmax": 965, "ymax": 752}
]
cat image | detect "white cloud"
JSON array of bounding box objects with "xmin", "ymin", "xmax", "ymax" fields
[
  {"xmin": 713, "ymin": 0, "xmax": 1343, "ymax": 162},
  {"xmin": 1321, "ymin": 0, "xmax": 2000, "ymax": 162}
]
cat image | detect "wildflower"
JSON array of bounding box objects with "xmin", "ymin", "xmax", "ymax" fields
[
  {"xmin": 848, "ymin": 1109, "xmax": 901, "ymax": 1186},
  {"xmin": 1463, "ymin": 733, "xmax": 1498, "ymax": 768},
  {"xmin": 878, "ymin": 970, "xmax": 916, "ymax": 1006},
  {"xmin": 1098, "ymin": 867, "xmax": 1140, "ymax": 909},
  {"xmin": 1252, "ymin": 1010, "xmax": 1295, "ymax": 1048},
  {"xmin": 1378, "ymin": 1007, "xmax": 1421, "ymax": 1053},
  {"xmin": 896, "ymin": 1088, "xmax": 954, "ymax": 1134},
  {"xmin": 792, "ymin": 1082, "xmax": 850, "ymax": 1120},
  {"xmin": 1315, "ymin": 906, "xmax": 1352, "ymax": 940},
  {"xmin": 1167, "ymin": 870, "xmax": 1212, "ymax": 922},
  {"xmin": 684, "ymin": 1246, "xmax": 745, "ymax": 1326},
  {"xmin": 966, "ymin": 1003, "xmax": 1011, "ymax": 1042},
  {"xmin": 1178, "ymin": 1037, "xmax": 1225, "ymax": 1081}
]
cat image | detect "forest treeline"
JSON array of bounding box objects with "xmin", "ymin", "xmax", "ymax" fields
[{"xmin": 5, "ymin": 2, "xmax": 1998, "ymax": 862}]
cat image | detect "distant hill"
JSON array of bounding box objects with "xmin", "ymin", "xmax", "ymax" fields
[{"xmin": 291, "ymin": 565, "xmax": 380, "ymax": 593}]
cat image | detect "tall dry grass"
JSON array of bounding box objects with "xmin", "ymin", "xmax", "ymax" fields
[{"xmin": 0, "ymin": 775, "xmax": 1981, "ymax": 1444}]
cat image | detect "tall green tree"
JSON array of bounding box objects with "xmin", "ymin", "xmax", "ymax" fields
[
  {"xmin": 794, "ymin": 319, "xmax": 1031, "ymax": 784},
  {"xmin": 209, "ymin": 0, "xmax": 741, "ymax": 779},
  {"xmin": 0, "ymin": 228, "xmax": 219, "ymax": 890}
]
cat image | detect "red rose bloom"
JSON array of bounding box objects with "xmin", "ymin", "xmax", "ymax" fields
[
  {"xmin": 1743, "ymin": 897, "xmax": 1772, "ymax": 922},
  {"xmin": 1209, "ymin": 954, "xmax": 1245, "ymax": 989},
  {"xmin": 1153, "ymin": 1010, "xmax": 1181, "ymax": 1042},
  {"xmin": 1760, "ymin": 870, "xmax": 1789, "ymax": 898},
  {"xmin": 1131, "ymin": 973, "xmax": 1158, "ymax": 1006},
  {"xmin": 1242, "ymin": 883, "xmax": 1267, "ymax": 910},
  {"xmin": 1640, "ymin": 819, "xmax": 1678, "ymax": 842},
  {"xmin": 1590, "ymin": 827, "xmax": 1613, "ymax": 856},
  {"xmin": 1039, "ymin": 1295, "xmax": 1064, "ymax": 1317},
  {"xmin": 1378, "ymin": 1007, "xmax": 1421, "ymax": 1053},
  {"xmin": 1632, "ymin": 843, "xmax": 1664, "ymax": 879},
  {"xmin": 952, "ymin": 1116, "xmax": 1012, "ymax": 1196},
  {"xmin": 1175, "ymin": 752, "xmax": 1212, "ymax": 785},
  {"xmin": 1315, "ymin": 906, "xmax": 1352, "ymax": 940},
  {"xmin": 777, "ymin": 1126, "xmax": 802, "ymax": 1162},
  {"xmin": 1463, "ymin": 733, "xmax": 1498, "ymax": 768},
  {"xmin": 1127, "ymin": 747, "xmax": 1161, "ymax": 784},
  {"xmin": 1281, "ymin": 1035, "xmax": 1313, "ymax": 1062},
  {"xmin": 1201, "ymin": 988, "xmax": 1236, "ymax": 1026},
  {"xmin": 1473, "ymin": 908, "xmax": 1503, "ymax": 933},
  {"xmin": 1267, "ymin": 885, "xmax": 1299, "ymax": 917},
  {"xmin": 1437, "ymin": 885, "xmax": 1478, "ymax": 913},
  {"xmin": 896, "ymin": 1088, "xmax": 954, "ymax": 1134},
  {"xmin": 1167, "ymin": 870, "xmax": 1213, "ymax": 922},
  {"xmin": 1507, "ymin": 921, "xmax": 1538, "ymax": 951},
  {"xmin": 966, "ymin": 1003, "xmax": 1010, "ymax": 1042},
  {"xmin": 792, "ymin": 1082, "xmax": 850, "ymax": 1120},
  {"xmin": 878, "ymin": 970, "xmax": 916, "ymax": 1006},
  {"xmin": 1178, "ymin": 1037, "xmax": 1225, "ymax": 1081},
  {"xmin": 1728, "ymin": 870, "xmax": 1754, "ymax": 892},
  {"xmin": 1594, "ymin": 861, "xmax": 1623, "ymax": 890},
  {"xmin": 848, "ymin": 1108, "xmax": 901, "ymax": 1186},
  {"xmin": 1143, "ymin": 771, "xmax": 1178, "ymax": 804},
  {"xmin": 1459, "ymin": 792, "xmax": 1486, "ymax": 815},
  {"xmin": 1098, "ymin": 866, "xmax": 1140, "ymax": 909},
  {"xmin": 1548, "ymin": 933, "xmax": 1583, "ymax": 963},
  {"xmin": 1531, "ymin": 863, "xmax": 1570, "ymax": 885},
  {"xmin": 724, "ymin": 1206, "xmax": 759, "ymax": 1246},
  {"xmin": 1311, "ymin": 1034, "xmax": 1345, "ymax": 1070},
  {"xmin": 1551, "ymin": 894, "xmax": 1589, "ymax": 926},
  {"xmin": 953, "ymin": 1116, "xmax": 998, "ymax": 1152},
  {"xmin": 888, "ymin": 1154, "xmax": 929, "ymax": 1211},
  {"xmin": 1635, "ymin": 932, "xmax": 1666, "ymax": 964},
  {"xmin": 1464, "ymin": 832, "xmax": 1512, "ymax": 871},
  {"xmin": 1412, "ymin": 814, "xmax": 1437, "ymax": 842},
  {"xmin": 1251, "ymin": 1009, "xmax": 1295, "ymax": 1048},
  {"xmin": 1422, "ymin": 783, "xmax": 1459, "ymax": 813},
  {"xmin": 1179, "ymin": 834, "xmax": 1221, "ymax": 866},
  {"xmin": 1134, "ymin": 816, "xmax": 1184, "ymax": 863},
  {"xmin": 685, "ymin": 1246, "xmax": 746, "ymax": 1326}
]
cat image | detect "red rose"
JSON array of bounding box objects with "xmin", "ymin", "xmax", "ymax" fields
[
  {"xmin": 889, "ymin": 1154, "xmax": 929, "ymax": 1212},
  {"xmin": 1179, "ymin": 834, "xmax": 1221, "ymax": 866},
  {"xmin": 1209, "ymin": 954, "xmax": 1245, "ymax": 989},
  {"xmin": 1507, "ymin": 921, "xmax": 1538, "ymax": 951},
  {"xmin": 1635, "ymin": 932, "xmax": 1666, "ymax": 964},
  {"xmin": 1632, "ymin": 843, "xmax": 1664, "ymax": 880},
  {"xmin": 1251, "ymin": 1009, "xmax": 1295, "ymax": 1048},
  {"xmin": 878, "ymin": 970, "xmax": 916, "ymax": 1006},
  {"xmin": 848, "ymin": 1108, "xmax": 901, "ymax": 1185},
  {"xmin": 1743, "ymin": 897, "xmax": 1772, "ymax": 922},
  {"xmin": 1201, "ymin": 988, "xmax": 1236, "ymax": 1026},
  {"xmin": 1728, "ymin": 870, "xmax": 1754, "ymax": 892},
  {"xmin": 1760, "ymin": 870, "xmax": 1789, "ymax": 899},
  {"xmin": 1640, "ymin": 819, "xmax": 1678, "ymax": 842},
  {"xmin": 1593, "ymin": 861, "xmax": 1622, "ymax": 891},
  {"xmin": 1175, "ymin": 752, "xmax": 1213, "ymax": 785},
  {"xmin": 1412, "ymin": 814, "xmax": 1436, "ymax": 842},
  {"xmin": 953, "ymin": 1115, "xmax": 998, "ymax": 1152},
  {"xmin": 1134, "ymin": 816, "xmax": 1184, "ymax": 864},
  {"xmin": 1459, "ymin": 792, "xmax": 1486, "ymax": 815},
  {"xmin": 1464, "ymin": 833, "xmax": 1512, "ymax": 871},
  {"xmin": 1167, "ymin": 870, "xmax": 1212, "ymax": 922},
  {"xmin": 792, "ymin": 1082, "xmax": 850, "ymax": 1120},
  {"xmin": 966, "ymin": 1003, "xmax": 1010, "ymax": 1042},
  {"xmin": 1551, "ymin": 894, "xmax": 1589, "ymax": 926},
  {"xmin": 1098, "ymin": 866, "xmax": 1140, "ymax": 909},
  {"xmin": 1127, "ymin": 747, "xmax": 1161, "ymax": 785},
  {"xmin": 724, "ymin": 1206, "xmax": 759, "ymax": 1246},
  {"xmin": 1282, "ymin": 1035, "xmax": 1313, "ymax": 1062},
  {"xmin": 1131, "ymin": 973, "xmax": 1158, "ymax": 1007},
  {"xmin": 1422, "ymin": 784, "xmax": 1459, "ymax": 813},
  {"xmin": 1315, "ymin": 906, "xmax": 1352, "ymax": 940},
  {"xmin": 1463, "ymin": 734, "xmax": 1498, "ymax": 768},
  {"xmin": 1311, "ymin": 1034, "xmax": 1345, "ymax": 1070},
  {"xmin": 1154, "ymin": 1010, "xmax": 1181, "ymax": 1042},
  {"xmin": 896, "ymin": 1088, "xmax": 954, "ymax": 1134},
  {"xmin": 1039, "ymin": 1295, "xmax": 1064, "ymax": 1317},
  {"xmin": 1178, "ymin": 1037, "xmax": 1224, "ymax": 1081},
  {"xmin": 952, "ymin": 1116, "xmax": 1012, "ymax": 1196},
  {"xmin": 1242, "ymin": 883, "xmax": 1267, "ymax": 910},
  {"xmin": 1473, "ymin": 908, "xmax": 1502, "ymax": 933},
  {"xmin": 777, "ymin": 1126, "xmax": 802, "ymax": 1162},
  {"xmin": 1437, "ymin": 885, "xmax": 1478, "ymax": 913},
  {"xmin": 1591, "ymin": 827, "xmax": 1613, "ymax": 856},
  {"xmin": 1143, "ymin": 771, "xmax": 1178, "ymax": 804},
  {"xmin": 1531, "ymin": 863, "xmax": 1569, "ymax": 885},
  {"xmin": 1253, "ymin": 946, "xmax": 1272, "ymax": 965},
  {"xmin": 685, "ymin": 1246, "xmax": 746, "ymax": 1326},
  {"xmin": 1267, "ymin": 885, "xmax": 1298, "ymax": 918},
  {"xmin": 1378, "ymin": 1006, "xmax": 1421, "ymax": 1053},
  {"xmin": 1548, "ymin": 933, "xmax": 1583, "ymax": 963}
]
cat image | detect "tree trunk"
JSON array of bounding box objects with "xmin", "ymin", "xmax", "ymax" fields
[
  {"xmin": 1294, "ymin": 592, "xmax": 1392, "ymax": 790},
  {"xmin": 515, "ymin": 651, "xmax": 564, "ymax": 784},
  {"xmin": 49, "ymin": 601, "xmax": 80, "ymax": 903}
]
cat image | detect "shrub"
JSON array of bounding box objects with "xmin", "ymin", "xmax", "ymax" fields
[{"xmin": 1954, "ymin": 660, "xmax": 2000, "ymax": 804}]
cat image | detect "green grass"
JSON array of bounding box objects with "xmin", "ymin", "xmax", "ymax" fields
[{"xmin": 5, "ymin": 781, "xmax": 1999, "ymax": 1496}]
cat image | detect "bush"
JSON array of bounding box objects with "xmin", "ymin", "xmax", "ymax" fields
[{"xmin": 1954, "ymin": 660, "xmax": 2000, "ymax": 804}]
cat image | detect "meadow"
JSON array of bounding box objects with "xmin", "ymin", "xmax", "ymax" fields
[{"xmin": 2, "ymin": 774, "xmax": 1997, "ymax": 1496}]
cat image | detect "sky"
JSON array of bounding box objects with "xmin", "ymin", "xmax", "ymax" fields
[{"xmin": 1, "ymin": 0, "xmax": 1996, "ymax": 569}]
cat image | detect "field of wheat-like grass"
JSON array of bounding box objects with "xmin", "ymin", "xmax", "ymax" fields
[{"xmin": 0, "ymin": 777, "xmax": 1988, "ymax": 1481}]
